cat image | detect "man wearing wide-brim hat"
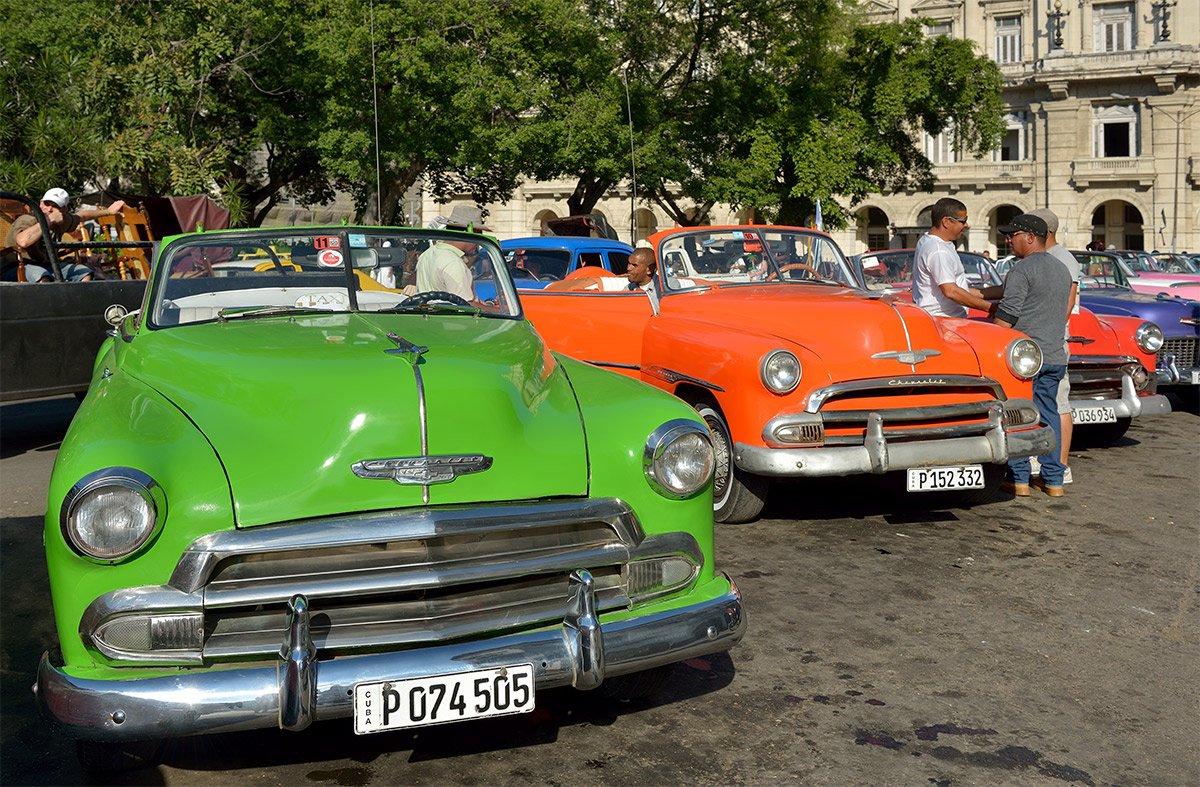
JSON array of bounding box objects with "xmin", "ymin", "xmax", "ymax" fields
[
  {"xmin": 416, "ymin": 205, "xmax": 490, "ymax": 303},
  {"xmin": 991, "ymin": 212, "xmax": 1073, "ymax": 498}
]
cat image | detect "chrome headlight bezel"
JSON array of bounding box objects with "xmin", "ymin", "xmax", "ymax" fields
[
  {"xmin": 1005, "ymin": 337, "xmax": 1043, "ymax": 380},
  {"xmin": 643, "ymin": 419, "xmax": 715, "ymax": 499},
  {"xmin": 60, "ymin": 467, "xmax": 165, "ymax": 563},
  {"xmin": 1134, "ymin": 321, "xmax": 1164, "ymax": 353},
  {"xmin": 760, "ymin": 349, "xmax": 802, "ymax": 395}
]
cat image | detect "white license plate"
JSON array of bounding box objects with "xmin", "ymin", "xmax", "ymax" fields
[
  {"xmin": 906, "ymin": 465, "xmax": 985, "ymax": 492},
  {"xmin": 1192, "ymin": 370, "xmax": 1200, "ymax": 385},
  {"xmin": 1072, "ymin": 406, "xmax": 1117, "ymax": 424},
  {"xmin": 353, "ymin": 664, "xmax": 535, "ymax": 734}
]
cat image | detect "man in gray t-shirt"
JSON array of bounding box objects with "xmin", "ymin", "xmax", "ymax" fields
[
  {"xmin": 993, "ymin": 213, "xmax": 1072, "ymax": 495},
  {"xmin": 1027, "ymin": 208, "xmax": 1079, "ymax": 483}
]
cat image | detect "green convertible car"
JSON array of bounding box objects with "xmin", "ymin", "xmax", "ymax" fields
[{"xmin": 36, "ymin": 224, "xmax": 745, "ymax": 767}]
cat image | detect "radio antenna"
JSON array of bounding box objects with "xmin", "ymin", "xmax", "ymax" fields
[{"xmin": 370, "ymin": 0, "xmax": 383, "ymax": 222}]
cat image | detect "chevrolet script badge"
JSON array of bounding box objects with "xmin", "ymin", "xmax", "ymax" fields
[{"xmin": 352, "ymin": 455, "xmax": 493, "ymax": 485}]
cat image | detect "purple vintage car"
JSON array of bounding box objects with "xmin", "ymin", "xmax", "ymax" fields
[{"xmin": 1072, "ymin": 251, "xmax": 1199, "ymax": 389}]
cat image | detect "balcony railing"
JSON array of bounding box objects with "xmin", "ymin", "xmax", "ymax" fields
[
  {"xmin": 1071, "ymin": 157, "xmax": 1158, "ymax": 188},
  {"xmin": 932, "ymin": 160, "xmax": 1035, "ymax": 189},
  {"xmin": 1034, "ymin": 45, "xmax": 1200, "ymax": 84}
]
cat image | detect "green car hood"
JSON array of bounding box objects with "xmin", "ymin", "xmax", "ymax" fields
[{"xmin": 124, "ymin": 313, "xmax": 587, "ymax": 526}]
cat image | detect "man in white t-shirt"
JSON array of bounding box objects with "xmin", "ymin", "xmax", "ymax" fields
[{"xmin": 912, "ymin": 197, "xmax": 996, "ymax": 318}]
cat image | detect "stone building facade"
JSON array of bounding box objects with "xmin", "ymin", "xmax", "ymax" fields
[{"xmin": 277, "ymin": 2, "xmax": 1200, "ymax": 257}]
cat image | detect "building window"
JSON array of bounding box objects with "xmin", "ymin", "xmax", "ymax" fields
[
  {"xmin": 1094, "ymin": 104, "xmax": 1138, "ymax": 157},
  {"xmin": 925, "ymin": 19, "xmax": 953, "ymax": 38},
  {"xmin": 996, "ymin": 112, "xmax": 1028, "ymax": 161},
  {"xmin": 924, "ymin": 125, "xmax": 956, "ymax": 164},
  {"xmin": 1094, "ymin": 3, "xmax": 1134, "ymax": 52},
  {"xmin": 995, "ymin": 16, "xmax": 1022, "ymax": 64}
]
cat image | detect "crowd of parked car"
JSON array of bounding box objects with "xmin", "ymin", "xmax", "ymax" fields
[{"xmin": 6, "ymin": 199, "xmax": 1196, "ymax": 771}]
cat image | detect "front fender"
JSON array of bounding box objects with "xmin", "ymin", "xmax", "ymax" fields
[{"xmin": 46, "ymin": 371, "xmax": 235, "ymax": 670}]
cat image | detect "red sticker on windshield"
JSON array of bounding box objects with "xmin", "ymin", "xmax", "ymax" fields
[
  {"xmin": 318, "ymin": 249, "xmax": 343, "ymax": 267},
  {"xmin": 314, "ymin": 236, "xmax": 341, "ymax": 250}
]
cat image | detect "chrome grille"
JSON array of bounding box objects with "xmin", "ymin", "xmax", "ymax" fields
[
  {"xmin": 1160, "ymin": 337, "xmax": 1197, "ymax": 368},
  {"xmin": 805, "ymin": 376, "xmax": 1003, "ymax": 446},
  {"xmin": 1069, "ymin": 358, "xmax": 1134, "ymax": 400}
]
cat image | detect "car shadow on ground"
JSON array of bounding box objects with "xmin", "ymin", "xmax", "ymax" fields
[
  {"xmin": 97, "ymin": 653, "xmax": 736, "ymax": 780},
  {"xmin": 0, "ymin": 397, "xmax": 79, "ymax": 459}
]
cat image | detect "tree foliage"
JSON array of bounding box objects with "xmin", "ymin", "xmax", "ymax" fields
[{"xmin": 1, "ymin": 0, "xmax": 1005, "ymax": 229}]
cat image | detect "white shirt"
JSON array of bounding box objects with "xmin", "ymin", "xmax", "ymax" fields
[
  {"xmin": 415, "ymin": 242, "xmax": 474, "ymax": 301},
  {"xmin": 912, "ymin": 233, "xmax": 969, "ymax": 318}
]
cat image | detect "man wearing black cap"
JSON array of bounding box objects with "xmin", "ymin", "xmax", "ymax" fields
[{"xmin": 992, "ymin": 213, "xmax": 1073, "ymax": 497}]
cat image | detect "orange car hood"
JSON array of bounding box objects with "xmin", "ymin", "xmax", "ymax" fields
[{"xmin": 663, "ymin": 285, "xmax": 983, "ymax": 380}]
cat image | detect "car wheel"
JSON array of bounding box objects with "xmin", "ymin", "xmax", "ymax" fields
[
  {"xmin": 695, "ymin": 401, "xmax": 768, "ymax": 524},
  {"xmin": 1076, "ymin": 417, "xmax": 1131, "ymax": 446},
  {"xmin": 597, "ymin": 664, "xmax": 675, "ymax": 701},
  {"xmin": 76, "ymin": 739, "xmax": 162, "ymax": 773}
]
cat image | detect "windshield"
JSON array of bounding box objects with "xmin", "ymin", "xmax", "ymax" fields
[
  {"xmin": 150, "ymin": 228, "xmax": 519, "ymax": 327},
  {"xmin": 657, "ymin": 229, "xmax": 858, "ymax": 291},
  {"xmin": 1154, "ymin": 254, "xmax": 1199, "ymax": 274},
  {"xmin": 1073, "ymin": 253, "xmax": 1131, "ymax": 290},
  {"xmin": 502, "ymin": 248, "xmax": 571, "ymax": 281},
  {"xmin": 857, "ymin": 250, "xmax": 1001, "ymax": 290}
]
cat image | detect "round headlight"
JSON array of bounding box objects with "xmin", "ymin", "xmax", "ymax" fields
[
  {"xmin": 643, "ymin": 419, "xmax": 715, "ymax": 499},
  {"xmin": 1006, "ymin": 337, "xmax": 1043, "ymax": 379},
  {"xmin": 761, "ymin": 350, "xmax": 801, "ymax": 394},
  {"xmin": 1134, "ymin": 321, "xmax": 1164, "ymax": 353},
  {"xmin": 61, "ymin": 468, "xmax": 162, "ymax": 561}
]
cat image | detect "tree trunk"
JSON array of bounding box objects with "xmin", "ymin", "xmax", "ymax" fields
[{"xmin": 567, "ymin": 175, "xmax": 614, "ymax": 216}]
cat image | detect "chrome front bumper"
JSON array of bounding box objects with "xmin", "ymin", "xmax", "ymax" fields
[
  {"xmin": 1070, "ymin": 373, "xmax": 1173, "ymax": 418},
  {"xmin": 734, "ymin": 421, "xmax": 1054, "ymax": 478},
  {"xmin": 1155, "ymin": 359, "xmax": 1200, "ymax": 386},
  {"xmin": 37, "ymin": 571, "xmax": 745, "ymax": 742}
]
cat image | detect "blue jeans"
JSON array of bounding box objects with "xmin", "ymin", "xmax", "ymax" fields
[{"xmin": 1008, "ymin": 364, "xmax": 1066, "ymax": 486}]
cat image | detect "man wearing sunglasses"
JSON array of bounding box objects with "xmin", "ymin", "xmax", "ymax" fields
[
  {"xmin": 991, "ymin": 213, "xmax": 1073, "ymax": 497},
  {"xmin": 912, "ymin": 197, "xmax": 997, "ymax": 318}
]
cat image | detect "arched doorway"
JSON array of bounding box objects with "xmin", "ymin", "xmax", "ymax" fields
[
  {"xmin": 533, "ymin": 209, "xmax": 558, "ymax": 236},
  {"xmin": 633, "ymin": 208, "xmax": 657, "ymax": 244},
  {"xmin": 857, "ymin": 207, "xmax": 890, "ymax": 251},
  {"xmin": 991, "ymin": 204, "xmax": 1022, "ymax": 257},
  {"xmin": 1091, "ymin": 201, "xmax": 1144, "ymax": 250}
]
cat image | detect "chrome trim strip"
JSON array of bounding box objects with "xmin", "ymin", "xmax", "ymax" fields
[
  {"xmin": 168, "ymin": 499, "xmax": 644, "ymax": 594},
  {"xmin": 1068, "ymin": 355, "xmax": 1139, "ymax": 367},
  {"xmin": 586, "ymin": 360, "xmax": 641, "ymax": 370},
  {"xmin": 37, "ymin": 581, "xmax": 746, "ymax": 741},
  {"xmin": 871, "ymin": 349, "xmax": 942, "ymax": 366},
  {"xmin": 643, "ymin": 366, "xmax": 725, "ymax": 393},
  {"xmin": 818, "ymin": 400, "xmax": 997, "ymax": 423},
  {"xmin": 805, "ymin": 376, "xmax": 1006, "ymax": 412}
]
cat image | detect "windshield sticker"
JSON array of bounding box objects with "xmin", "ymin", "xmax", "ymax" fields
[
  {"xmin": 349, "ymin": 234, "xmax": 367, "ymax": 247},
  {"xmin": 314, "ymin": 236, "xmax": 341, "ymax": 250},
  {"xmin": 295, "ymin": 291, "xmax": 349, "ymax": 310},
  {"xmin": 318, "ymin": 249, "xmax": 344, "ymax": 267}
]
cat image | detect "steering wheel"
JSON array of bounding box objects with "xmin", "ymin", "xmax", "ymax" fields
[
  {"xmin": 769, "ymin": 263, "xmax": 822, "ymax": 282},
  {"xmin": 404, "ymin": 290, "xmax": 471, "ymax": 307}
]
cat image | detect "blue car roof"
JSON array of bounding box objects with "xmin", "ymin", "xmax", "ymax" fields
[{"xmin": 501, "ymin": 237, "xmax": 634, "ymax": 253}]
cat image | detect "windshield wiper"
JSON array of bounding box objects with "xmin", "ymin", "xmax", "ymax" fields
[{"xmin": 216, "ymin": 306, "xmax": 337, "ymax": 322}]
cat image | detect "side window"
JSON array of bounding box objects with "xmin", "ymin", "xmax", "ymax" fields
[
  {"xmin": 607, "ymin": 252, "xmax": 630, "ymax": 274},
  {"xmin": 578, "ymin": 252, "xmax": 603, "ymax": 271}
]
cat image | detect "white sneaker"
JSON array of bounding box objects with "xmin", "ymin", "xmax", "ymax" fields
[
  {"xmin": 1063, "ymin": 466, "xmax": 1073, "ymax": 484},
  {"xmin": 1029, "ymin": 457, "xmax": 1041, "ymax": 476}
]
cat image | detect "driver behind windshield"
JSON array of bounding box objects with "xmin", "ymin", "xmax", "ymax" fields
[{"xmin": 416, "ymin": 205, "xmax": 490, "ymax": 304}]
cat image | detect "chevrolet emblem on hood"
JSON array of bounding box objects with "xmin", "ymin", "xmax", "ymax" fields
[{"xmin": 352, "ymin": 455, "xmax": 493, "ymax": 485}]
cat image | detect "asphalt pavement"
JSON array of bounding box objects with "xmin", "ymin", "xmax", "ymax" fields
[{"xmin": 1, "ymin": 393, "xmax": 1196, "ymax": 786}]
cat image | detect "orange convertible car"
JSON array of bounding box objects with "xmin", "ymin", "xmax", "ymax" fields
[{"xmin": 520, "ymin": 226, "xmax": 1056, "ymax": 523}]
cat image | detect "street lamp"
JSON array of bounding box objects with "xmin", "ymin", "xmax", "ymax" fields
[
  {"xmin": 1151, "ymin": 0, "xmax": 1177, "ymax": 42},
  {"xmin": 1047, "ymin": 0, "xmax": 1069, "ymax": 50}
]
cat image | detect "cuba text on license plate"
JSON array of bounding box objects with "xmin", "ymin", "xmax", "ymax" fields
[
  {"xmin": 1072, "ymin": 406, "xmax": 1117, "ymax": 424},
  {"xmin": 907, "ymin": 465, "xmax": 985, "ymax": 492},
  {"xmin": 353, "ymin": 664, "xmax": 535, "ymax": 734}
]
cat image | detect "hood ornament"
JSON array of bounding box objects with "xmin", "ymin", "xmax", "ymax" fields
[
  {"xmin": 385, "ymin": 332, "xmax": 427, "ymax": 365},
  {"xmin": 872, "ymin": 349, "xmax": 941, "ymax": 365},
  {"xmin": 353, "ymin": 455, "xmax": 493, "ymax": 486}
]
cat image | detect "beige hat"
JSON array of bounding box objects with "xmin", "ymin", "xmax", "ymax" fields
[
  {"xmin": 444, "ymin": 204, "xmax": 490, "ymax": 232},
  {"xmin": 1026, "ymin": 208, "xmax": 1059, "ymax": 234}
]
